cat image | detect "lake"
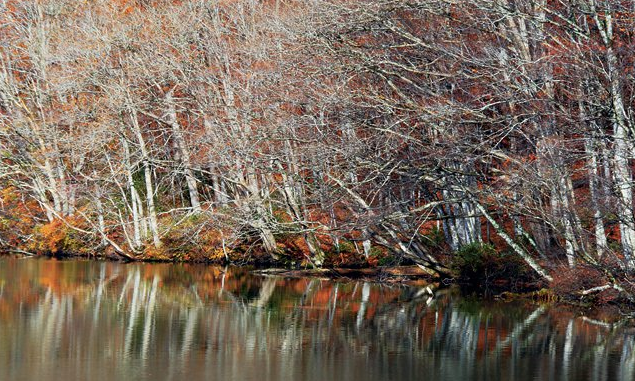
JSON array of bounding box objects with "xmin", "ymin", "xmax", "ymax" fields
[{"xmin": 0, "ymin": 257, "xmax": 633, "ymax": 380}]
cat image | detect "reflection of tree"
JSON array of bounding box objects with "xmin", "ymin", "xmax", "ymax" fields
[{"xmin": 0, "ymin": 258, "xmax": 634, "ymax": 380}]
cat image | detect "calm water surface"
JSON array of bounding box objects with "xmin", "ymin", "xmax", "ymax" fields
[{"xmin": 0, "ymin": 257, "xmax": 634, "ymax": 381}]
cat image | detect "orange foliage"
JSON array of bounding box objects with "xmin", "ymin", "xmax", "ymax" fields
[{"xmin": 38, "ymin": 220, "xmax": 68, "ymax": 254}]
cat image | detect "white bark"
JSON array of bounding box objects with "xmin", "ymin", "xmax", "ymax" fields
[
  {"xmin": 166, "ymin": 89, "xmax": 201, "ymax": 213},
  {"xmin": 129, "ymin": 104, "xmax": 161, "ymax": 248},
  {"xmin": 592, "ymin": 4, "xmax": 635, "ymax": 267},
  {"xmin": 475, "ymin": 201, "xmax": 553, "ymax": 282},
  {"xmin": 122, "ymin": 136, "xmax": 143, "ymax": 248},
  {"xmin": 585, "ymin": 135, "xmax": 608, "ymax": 257}
]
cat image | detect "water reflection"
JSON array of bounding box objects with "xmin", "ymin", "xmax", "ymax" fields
[{"xmin": 0, "ymin": 258, "xmax": 633, "ymax": 381}]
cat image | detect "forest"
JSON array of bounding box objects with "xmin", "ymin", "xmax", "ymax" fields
[{"xmin": 1, "ymin": 0, "xmax": 635, "ymax": 300}]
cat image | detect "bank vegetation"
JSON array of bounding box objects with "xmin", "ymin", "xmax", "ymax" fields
[{"xmin": 1, "ymin": 0, "xmax": 635, "ymax": 302}]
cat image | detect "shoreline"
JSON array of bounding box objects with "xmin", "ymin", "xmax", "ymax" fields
[
  {"xmin": 2, "ymin": 249, "xmax": 435, "ymax": 283},
  {"xmin": 4, "ymin": 250, "xmax": 634, "ymax": 315}
]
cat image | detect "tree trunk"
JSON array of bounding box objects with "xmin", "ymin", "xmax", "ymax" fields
[
  {"xmin": 129, "ymin": 105, "xmax": 161, "ymax": 248},
  {"xmin": 475, "ymin": 201, "xmax": 553, "ymax": 282},
  {"xmin": 166, "ymin": 89, "xmax": 201, "ymax": 213},
  {"xmin": 122, "ymin": 136, "xmax": 143, "ymax": 248},
  {"xmin": 592, "ymin": 5, "xmax": 635, "ymax": 267}
]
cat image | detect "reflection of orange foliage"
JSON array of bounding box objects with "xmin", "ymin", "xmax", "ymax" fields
[{"xmin": 312, "ymin": 288, "xmax": 332, "ymax": 305}]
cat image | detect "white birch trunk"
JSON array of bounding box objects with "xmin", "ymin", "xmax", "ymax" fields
[
  {"xmin": 129, "ymin": 105, "xmax": 161, "ymax": 248},
  {"xmin": 585, "ymin": 136, "xmax": 608, "ymax": 257},
  {"xmin": 166, "ymin": 89, "xmax": 201, "ymax": 213},
  {"xmin": 592, "ymin": 5, "xmax": 635, "ymax": 267},
  {"xmin": 475, "ymin": 201, "xmax": 553, "ymax": 282},
  {"xmin": 122, "ymin": 136, "xmax": 143, "ymax": 247}
]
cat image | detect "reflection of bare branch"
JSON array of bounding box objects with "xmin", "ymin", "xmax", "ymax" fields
[
  {"xmin": 493, "ymin": 305, "xmax": 546, "ymax": 355},
  {"xmin": 2, "ymin": 259, "xmax": 635, "ymax": 380},
  {"xmin": 250, "ymin": 277, "xmax": 277, "ymax": 308}
]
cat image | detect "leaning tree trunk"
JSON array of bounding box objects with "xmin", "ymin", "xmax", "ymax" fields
[{"xmin": 592, "ymin": 5, "xmax": 635, "ymax": 267}]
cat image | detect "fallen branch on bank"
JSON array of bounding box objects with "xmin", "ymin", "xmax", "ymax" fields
[
  {"xmin": 6, "ymin": 249, "xmax": 37, "ymax": 257},
  {"xmin": 577, "ymin": 283, "xmax": 635, "ymax": 305},
  {"xmin": 579, "ymin": 283, "xmax": 627, "ymax": 296},
  {"xmin": 580, "ymin": 284, "xmax": 614, "ymax": 296}
]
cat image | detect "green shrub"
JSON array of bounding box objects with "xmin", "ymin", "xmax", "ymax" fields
[
  {"xmin": 450, "ymin": 242, "xmax": 531, "ymax": 288},
  {"xmin": 451, "ymin": 243, "xmax": 497, "ymax": 277}
]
